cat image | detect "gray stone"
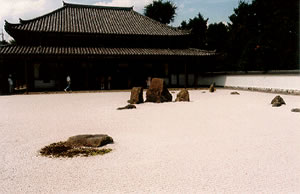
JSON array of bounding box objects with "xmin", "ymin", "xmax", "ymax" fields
[
  {"xmin": 146, "ymin": 78, "xmax": 172, "ymax": 103},
  {"xmin": 175, "ymin": 89, "xmax": 190, "ymax": 102},
  {"xmin": 67, "ymin": 134, "xmax": 114, "ymax": 147}
]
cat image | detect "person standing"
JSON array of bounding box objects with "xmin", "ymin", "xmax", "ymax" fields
[
  {"xmin": 8, "ymin": 74, "xmax": 13, "ymax": 94},
  {"xmin": 64, "ymin": 75, "xmax": 71, "ymax": 92}
]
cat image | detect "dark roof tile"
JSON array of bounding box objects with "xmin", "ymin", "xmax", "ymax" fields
[
  {"xmin": 0, "ymin": 46, "xmax": 215, "ymax": 56},
  {"xmin": 5, "ymin": 2, "xmax": 187, "ymax": 36}
]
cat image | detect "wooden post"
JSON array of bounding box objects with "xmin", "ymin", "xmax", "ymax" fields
[
  {"xmin": 25, "ymin": 59, "xmax": 29, "ymax": 94},
  {"xmin": 184, "ymin": 63, "xmax": 187, "ymax": 88}
]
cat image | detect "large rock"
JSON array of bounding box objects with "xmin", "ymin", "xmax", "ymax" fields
[
  {"xmin": 128, "ymin": 87, "xmax": 144, "ymax": 104},
  {"xmin": 209, "ymin": 83, "xmax": 216, "ymax": 92},
  {"xmin": 67, "ymin": 134, "xmax": 113, "ymax": 147},
  {"xmin": 271, "ymin": 95, "xmax": 286, "ymax": 107},
  {"xmin": 146, "ymin": 78, "xmax": 172, "ymax": 103},
  {"xmin": 175, "ymin": 89, "xmax": 190, "ymax": 102}
]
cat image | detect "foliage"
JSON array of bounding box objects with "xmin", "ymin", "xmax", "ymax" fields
[
  {"xmin": 144, "ymin": 0, "xmax": 177, "ymax": 24},
  {"xmin": 39, "ymin": 141, "xmax": 112, "ymax": 158},
  {"xmin": 0, "ymin": 40, "xmax": 8, "ymax": 46},
  {"xmin": 179, "ymin": 13, "xmax": 208, "ymax": 49},
  {"xmin": 207, "ymin": 22, "xmax": 229, "ymax": 51},
  {"xmin": 227, "ymin": 0, "xmax": 299, "ymax": 71},
  {"xmin": 180, "ymin": 0, "xmax": 298, "ymax": 71}
]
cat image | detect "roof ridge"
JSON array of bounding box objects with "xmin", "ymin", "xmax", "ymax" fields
[
  {"xmin": 131, "ymin": 10, "xmax": 189, "ymax": 35},
  {"xmin": 63, "ymin": 1, "xmax": 133, "ymax": 11}
]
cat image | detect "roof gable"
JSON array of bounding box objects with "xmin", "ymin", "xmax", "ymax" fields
[{"xmin": 5, "ymin": 2, "xmax": 187, "ymax": 36}]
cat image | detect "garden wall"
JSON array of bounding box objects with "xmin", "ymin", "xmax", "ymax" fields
[{"xmin": 197, "ymin": 70, "xmax": 300, "ymax": 95}]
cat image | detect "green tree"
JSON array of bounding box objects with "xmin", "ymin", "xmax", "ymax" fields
[
  {"xmin": 228, "ymin": 0, "xmax": 299, "ymax": 71},
  {"xmin": 180, "ymin": 13, "xmax": 208, "ymax": 48},
  {"xmin": 207, "ymin": 22, "xmax": 229, "ymax": 51},
  {"xmin": 144, "ymin": 0, "xmax": 177, "ymax": 24}
]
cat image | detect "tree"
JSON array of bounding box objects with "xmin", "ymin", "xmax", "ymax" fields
[
  {"xmin": 206, "ymin": 22, "xmax": 229, "ymax": 51},
  {"xmin": 228, "ymin": 0, "xmax": 299, "ymax": 71},
  {"xmin": 179, "ymin": 13, "xmax": 208, "ymax": 48},
  {"xmin": 144, "ymin": 0, "xmax": 177, "ymax": 24}
]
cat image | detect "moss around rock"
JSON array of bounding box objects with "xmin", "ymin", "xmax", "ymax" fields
[
  {"xmin": 40, "ymin": 141, "xmax": 112, "ymax": 158},
  {"xmin": 40, "ymin": 134, "xmax": 113, "ymax": 158}
]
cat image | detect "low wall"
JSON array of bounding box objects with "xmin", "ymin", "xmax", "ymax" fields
[{"xmin": 198, "ymin": 70, "xmax": 300, "ymax": 95}]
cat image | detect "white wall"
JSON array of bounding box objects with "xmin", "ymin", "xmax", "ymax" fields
[{"xmin": 198, "ymin": 73, "xmax": 300, "ymax": 91}]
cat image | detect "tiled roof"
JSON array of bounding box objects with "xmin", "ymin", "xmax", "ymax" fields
[
  {"xmin": 0, "ymin": 46, "xmax": 215, "ymax": 57},
  {"xmin": 5, "ymin": 2, "xmax": 187, "ymax": 36}
]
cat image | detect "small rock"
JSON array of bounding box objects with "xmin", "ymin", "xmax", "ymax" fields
[
  {"xmin": 230, "ymin": 91, "xmax": 240, "ymax": 95},
  {"xmin": 128, "ymin": 87, "xmax": 144, "ymax": 104},
  {"xmin": 175, "ymin": 89, "xmax": 190, "ymax": 102},
  {"xmin": 271, "ymin": 95, "xmax": 286, "ymax": 107},
  {"xmin": 67, "ymin": 134, "xmax": 114, "ymax": 147},
  {"xmin": 117, "ymin": 104, "xmax": 136, "ymax": 110},
  {"xmin": 209, "ymin": 83, "xmax": 216, "ymax": 92},
  {"xmin": 291, "ymin": 108, "xmax": 300, "ymax": 112}
]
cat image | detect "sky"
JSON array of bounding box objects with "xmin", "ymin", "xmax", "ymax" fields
[{"xmin": 0, "ymin": 0, "xmax": 240, "ymax": 40}]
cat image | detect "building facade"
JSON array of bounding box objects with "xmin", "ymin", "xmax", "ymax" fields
[{"xmin": 0, "ymin": 2, "xmax": 215, "ymax": 93}]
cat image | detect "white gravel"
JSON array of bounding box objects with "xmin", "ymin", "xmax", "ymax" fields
[{"xmin": 1, "ymin": 89, "xmax": 300, "ymax": 193}]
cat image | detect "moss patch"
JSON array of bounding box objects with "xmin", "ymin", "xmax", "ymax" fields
[{"xmin": 40, "ymin": 141, "xmax": 112, "ymax": 158}]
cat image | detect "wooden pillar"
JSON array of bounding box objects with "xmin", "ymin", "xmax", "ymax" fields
[
  {"xmin": 184, "ymin": 63, "xmax": 187, "ymax": 88},
  {"xmin": 85, "ymin": 63, "xmax": 89, "ymax": 90},
  {"xmin": 24, "ymin": 59, "xmax": 29, "ymax": 94},
  {"xmin": 176, "ymin": 63, "xmax": 179, "ymax": 88}
]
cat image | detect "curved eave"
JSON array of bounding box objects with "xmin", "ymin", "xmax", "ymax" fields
[
  {"xmin": 0, "ymin": 46, "xmax": 216, "ymax": 57},
  {"xmin": 3, "ymin": 27, "xmax": 190, "ymax": 37}
]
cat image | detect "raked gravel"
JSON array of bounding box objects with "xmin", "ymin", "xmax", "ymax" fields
[{"xmin": 1, "ymin": 89, "xmax": 300, "ymax": 193}]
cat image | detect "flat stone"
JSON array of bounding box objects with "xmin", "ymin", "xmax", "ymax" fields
[
  {"xmin": 230, "ymin": 91, "xmax": 240, "ymax": 95},
  {"xmin": 67, "ymin": 134, "xmax": 114, "ymax": 147},
  {"xmin": 117, "ymin": 104, "xmax": 136, "ymax": 110},
  {"xmin": 291, "ymin": 108, "xmax": 300, "ymax": 113}
]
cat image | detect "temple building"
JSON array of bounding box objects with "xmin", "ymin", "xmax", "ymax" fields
[{"xmin": 0, "ymin": 2, "xmax": 215, "ymax": 93}]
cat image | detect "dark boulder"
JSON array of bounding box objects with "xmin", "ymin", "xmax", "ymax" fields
[
  {"xmin": 209, "ymin": 83, "xmax": 216, "ymax": 92},
  {"xmin": 117, "ymin": 104, "xmax": 136, "ymax": 110},
  {"xmin": 128, "ymin": 87, "xmax": 144, "ymax": 104},
  {"xmin": 146, "ymin": 78, "xmax": 172, "ymax": 103},
  {"xmin": 175, "ymin": 89, "xmax": 190, "ymax": 102},
  {"xmin": 271, "ymin": 95, "xmax": 286, "ymax": 107},
  {"xmin": 67, "ymin": 134, "xmax": 114, "ymax": 147}
]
